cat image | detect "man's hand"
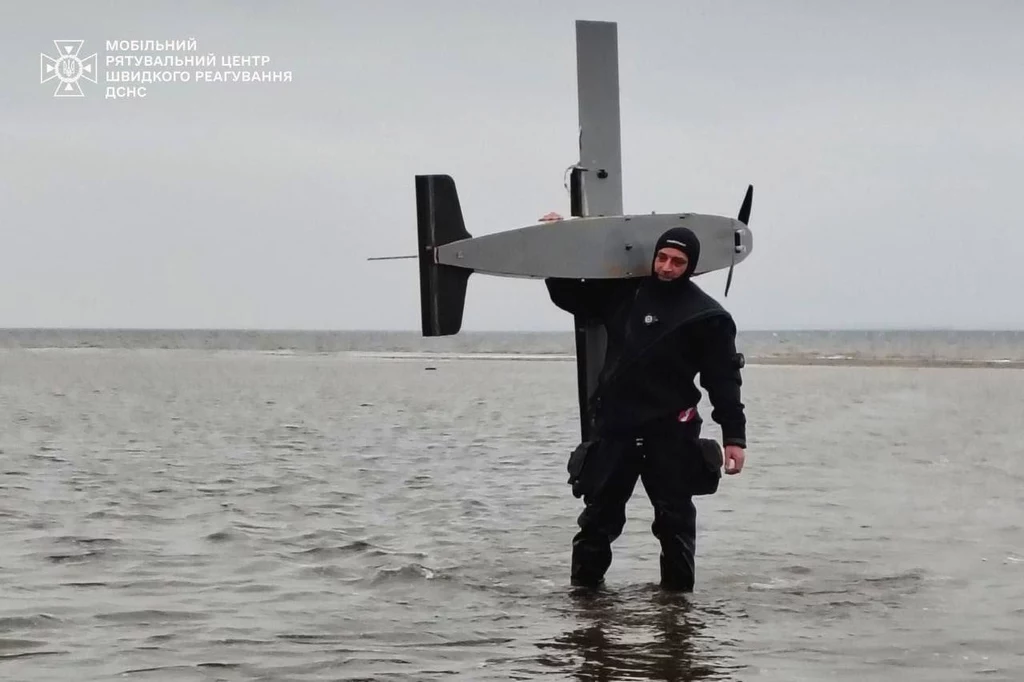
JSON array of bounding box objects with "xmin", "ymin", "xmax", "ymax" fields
[{"xmin": 724, "ymin": 445, "xmax": 745, "ymax": 475}]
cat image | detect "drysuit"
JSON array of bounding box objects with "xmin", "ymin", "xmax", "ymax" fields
[{"xmin": 545, "ymin": 226, "xmax": 747, "ymax": 590}]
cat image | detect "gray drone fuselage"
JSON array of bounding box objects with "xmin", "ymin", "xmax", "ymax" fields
[{"xmin": 433, "ymin": 212, "xmax": 751, "ymax": 279}]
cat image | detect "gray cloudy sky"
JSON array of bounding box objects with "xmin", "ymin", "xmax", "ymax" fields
[{"xmin": 2, "ymin": 0, "xmax": 1022, "ymax": 331}]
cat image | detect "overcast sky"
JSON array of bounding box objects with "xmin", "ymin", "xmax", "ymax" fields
[{"xmin": 2, "ymin": 0, "xmax": 1022, "ymax": 331}]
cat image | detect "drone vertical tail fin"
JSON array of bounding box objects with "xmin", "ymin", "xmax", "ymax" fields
[{"xmin": 416, "ymin": 174, "xmax": 473, "ymax": 336}]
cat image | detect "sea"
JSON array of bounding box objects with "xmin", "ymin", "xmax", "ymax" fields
[{"xmin": 1, "ymin": 328, "xmax": 1022, "ymax": 681}]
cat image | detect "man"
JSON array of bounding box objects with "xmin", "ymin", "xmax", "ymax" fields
[{"xmin": 544, "ymin": 220, "xmax": 747, "ymax": 591}]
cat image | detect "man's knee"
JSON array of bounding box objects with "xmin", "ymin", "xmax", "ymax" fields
[
  {"xmin": 576, "ymin": 497, "xmax": 628, "ymax": 541},
  {"xmin": 650, "ymin": 498, "xmax": 696, "ymax": 539}
]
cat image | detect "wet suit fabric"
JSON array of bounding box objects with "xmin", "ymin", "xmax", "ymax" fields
[
  {"xmin": 568, "ymin": 417, "xmax": 707, "ymax": 590},
  {"xmin": 544, "ymin": 227, "xmax": 747, "ymax": 589}
]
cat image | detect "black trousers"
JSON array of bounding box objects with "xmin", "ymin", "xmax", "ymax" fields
[{"xmin": 570, "ymin": 420, "xmax": 702, "ymax": 590}]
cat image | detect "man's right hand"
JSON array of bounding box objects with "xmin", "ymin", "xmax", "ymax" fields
[{"xmin": 724, "ymin": 445, "xmax": 745, "ymax": 475}]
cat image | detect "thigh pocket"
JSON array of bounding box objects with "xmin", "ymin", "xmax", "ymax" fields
[
  {"xmin": 567, "ymin": 440, "xmax": 598, "ymax": 499},
  {"xmin": 691, "ymin": 438, "xmax": 723, "ymax": 496}
]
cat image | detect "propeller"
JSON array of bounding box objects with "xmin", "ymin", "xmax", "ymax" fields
[{"xmin": 724, "ymin": 184, "xmax": 753, "ymax": 297}]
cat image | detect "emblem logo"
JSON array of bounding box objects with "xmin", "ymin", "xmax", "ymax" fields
[{"xmin": 40, "ymin": 40, "xmax": 98, "ymax": 98}]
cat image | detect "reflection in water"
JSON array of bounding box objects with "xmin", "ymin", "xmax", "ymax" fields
[{"xmin": 536, "ymin": 585, "xmax": 743, "ymax": 681}]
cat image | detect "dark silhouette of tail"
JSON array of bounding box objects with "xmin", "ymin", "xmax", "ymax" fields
[{"xmin": 416, "ymin": 174, "xmax": 473, "ymax": 336}]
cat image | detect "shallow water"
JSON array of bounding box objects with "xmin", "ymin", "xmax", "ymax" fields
[{"xmin": 2, "ymin": 349, "xmax": 1022, "ymax": 680}]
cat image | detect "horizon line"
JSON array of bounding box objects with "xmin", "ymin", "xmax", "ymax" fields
[{"xmin": 1, "ymin": 326, "xmax": 1023, "ymax": 334}]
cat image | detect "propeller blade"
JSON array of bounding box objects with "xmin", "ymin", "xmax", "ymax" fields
[
  {"xmin": 737, "ymin": 184, "xmax": 753, "ymax": 225},
  {"xmin": 724, "ymin": 242, "xmax": 736, "ymax": 297},
  {"xmin": 725, "ymin": 184, "xmax": 752, "ymax": 297}
]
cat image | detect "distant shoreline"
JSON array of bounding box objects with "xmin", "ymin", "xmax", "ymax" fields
[
  {"xmin": 2, "ymin": 327, "xmax": 1023, "ymax": 334},
  {"xmin": 341, "ymin": 351, "xmax": 1024, "ymax": 370},
  {"xmin": 747, "ymin": 356, "xmax": 1024, "ymax": 369},
  {"xmin": 4, "ymin": 346, "xmax": 1020, "ymax": 370}
]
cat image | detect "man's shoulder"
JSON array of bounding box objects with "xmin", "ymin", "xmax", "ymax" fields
[
  {"xmin": 603, "ymin": 276, "xmax": 644, "ymax": 302},
  {"xmin": 686, "ymin": 280, "xmax": 725, "ymax": 307},
  {"xmin": 678, "ymin": 281, "xmax": 732, "ymax": 321}
]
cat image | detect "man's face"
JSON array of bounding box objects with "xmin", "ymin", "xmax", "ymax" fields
[{"xmin": 653, "ymin": 246, "xmax": 689, "ymax": 281}]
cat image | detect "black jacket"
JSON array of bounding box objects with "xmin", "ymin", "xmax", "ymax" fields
[{"xmin": 545, "ymin": 276, "xmax": 747, "ymax": 448}]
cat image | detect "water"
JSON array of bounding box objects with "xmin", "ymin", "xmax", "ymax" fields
[{"xmin": 1, "ymin": 331, "xmax": 1023, "ymax": 680}]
